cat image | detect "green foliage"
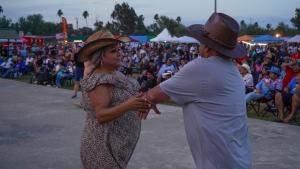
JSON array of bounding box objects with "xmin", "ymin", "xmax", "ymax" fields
[
  {"xmin": 79, "ymin": 26, "xmax": 93, "ymax": 35},
  {"xmin": 147, "ymin": 14, "xmax": 187, "ymax": 37},
  {"xmin": 291, "ymin": 8, "xmax": 300, "ymax": 32},
  {"xmin": 57, "ymin": 9, "xmax": 63, "ymax": 19},
  {"xmin": 105, "ymin": 2, "xmax": 148, "ymax": 35},
  {"xmin": 15, "ymin": 14, "xmax": 61, "ymax": 35},
  {"xmin": 1, "ymin": 4, "xmax": 300, "ymax": 37},
  {"xmin": 274, "ymin": 22, "xmax": 298, "ymax": 36},
  {"xmin": 105, "ymin": 21, "xmax": 119, "ymax": 35},
  {"xmin": 176, "ymin": 16, "xmax": 181, "ymax": 24},
  {"xmin": 246, "ymin": 22, "xmax": 266, "ymax": 35},
  {"xmin": 135, "ymin": 15, "xmax": 149, "ymax": 35},
  {"xmin": 82, "ymin": 10, "xmax": 89, "ymax": 26},
  {"xmin": 94, "ymin": 20, "xmax": 103, "ymax": 31},
  {"xmin": 0, "ymin": 5, "xmax": 3, "ymax": 15},
  {"xmin": 239, "ymin": 20, "xmax": 298, "ymax": 36},
  {"xmin": 0, "ymin": 15, "xmax": 12, "ymax": 28}
]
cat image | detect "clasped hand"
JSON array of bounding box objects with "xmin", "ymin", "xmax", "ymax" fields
[{"xmin": 129, "ymin": 92, "xmax": 161, "ymax": 120}]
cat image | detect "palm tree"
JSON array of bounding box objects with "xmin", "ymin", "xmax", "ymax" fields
[
  {"xmin": 57, "ymin": 9, "xmax": 63, "ymax": 22},
  {"xmin": 176, "ymin": 16, "xmax": 181, "ymax": 24},
  {"xmin": 83, "ymin": 10, "xmax": 89, "ymax": 26},
  {"xmin": 0, "ymin": 5, "xmax": 3, "ymax": 16},
  {"xmin": 154, "ymin": 14, "xmax": 159, "ymax": 21},
  {"xmin": 266, "ymin": 24, "xmax": 272, "ymax": 31}
]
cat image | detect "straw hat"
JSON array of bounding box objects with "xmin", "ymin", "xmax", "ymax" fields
[
  {"xmin": 188, "ymin": 13, "xmax": 246, "ymax": 58},
  {"xmin": 75, "ymin": 30, "xmax": 130, "ymax": 62}
]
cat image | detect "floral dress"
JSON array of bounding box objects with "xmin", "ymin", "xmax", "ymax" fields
[{"xmin": 80, "ymin": 71, "xmax": 141, "ymax": 169}]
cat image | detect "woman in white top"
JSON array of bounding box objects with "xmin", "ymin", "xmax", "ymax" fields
[{"xmin": 240, "ymin": 63, "xmax": 254, "ymax": 93}]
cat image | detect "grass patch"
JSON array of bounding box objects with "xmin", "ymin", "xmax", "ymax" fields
[
  {"xmin": 12, "ymin": 73, "xmax": 73, "ymax": 90},
  {"xmin": 247, "ymin": 103, "xmax": 300, "ymax": 125}
]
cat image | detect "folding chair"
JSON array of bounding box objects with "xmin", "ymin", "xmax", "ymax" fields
[{"xmin": 247, "ymin": 96, "xmax": 277, "ymax": 118}]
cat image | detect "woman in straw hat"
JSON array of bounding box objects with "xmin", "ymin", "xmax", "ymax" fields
[{"xmin": 76, "ymin": 30, "xmax": 153, "ymax": 169}]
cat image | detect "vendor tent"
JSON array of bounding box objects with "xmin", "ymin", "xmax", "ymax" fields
[
  {"xmin": 287, "ymin": 35, "xmax": 300, "ymax": 43},
  {"xmin": 129, "ymin": 35, "xmax": 149, "ymax": 43},
  {"xmin": 175, "ymin": 36, "xmax": 199, "ymax": 44},
  {"xmin": 150, "ymin": 28, "xmax": 177, "ymax": 42},
  {"xmin": 0, "ymin": 29, "xmax": 20, "ymax": 43},
  {"xmin": 237, "ymin": 35, "xmax": 254, "ymax": 42},
  {"xmin": 253, "ymin": 35, "xmax": 283, "ymax": 43},
  {"xmin": 0, "ymin": 39, "xmax": 22, "ymax": 42},
  {"xmin": 68, "ymin": 35, "xmax": 87, "ymax": 42},
  {"xmin": 0, "ymin": 29, "xmax": 19, "ymax": 39}
]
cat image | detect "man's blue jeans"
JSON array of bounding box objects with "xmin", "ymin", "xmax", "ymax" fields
[{"xmin": 246, "ymin": 92, "xmax": 264, "ymax": 103}]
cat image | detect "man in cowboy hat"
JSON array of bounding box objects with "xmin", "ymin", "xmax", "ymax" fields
[
  {"xmin": 240, "ymin": 63, "xmax": 254, "ymax": 93},
  {"xmin": 139, "ymin": 13, "xmax": 252, "ymax": 169}
]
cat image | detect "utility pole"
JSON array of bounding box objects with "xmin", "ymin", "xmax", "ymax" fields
[
  {"xmin": 214, "ymin": 0, "xmax": 217, "ymax": 13},
  {"xmin": 76, "ymin": 17, "xmax": 78, "ymax": 30}
]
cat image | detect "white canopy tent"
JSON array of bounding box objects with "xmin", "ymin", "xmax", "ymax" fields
[
  {"xmin": 175, "ymin": 36, "xmax": 200, "ymax": 44},
  {"xmin": 150, "ymin": 28, "xmax": 178, "ymax": 42},
  {"xmin": 287, "ymin": 35, "xmax": 300, "ymax": 43}
]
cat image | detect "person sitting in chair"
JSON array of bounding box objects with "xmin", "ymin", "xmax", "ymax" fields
[
  {"xmin": 239, "ymin": 63, "xmax": 254, "ymax": 93},
  {"xmin": 246, "ymin": 66, "xmax": 282, "ymax": 103},
  {"xmin": 275, "ymin": 71, "xmax": 300, "ymax": 123}
]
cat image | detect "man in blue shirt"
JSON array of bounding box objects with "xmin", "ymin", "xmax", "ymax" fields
[
  {"xmin": 156, "ymin": 58, "xmax": 177, "ymax": 83},
  {"xmin": 138, "ymin": 13, "xmax": 252, "ymax": 169},
  {"xmin": 246, "ymin": 66, "xmax": 282, "ymax": 103}
]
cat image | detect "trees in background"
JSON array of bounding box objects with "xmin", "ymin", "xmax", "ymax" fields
[
  {"xmin": 0, "ymin": 3, "xmax": 299, "ymax": 36},
  {"xmin": 105, "ymin": 3, "xmax": 148, "ymax": 35},
  {"xmin": 57, "ymin": 9, "xmax": 63, "ymax": 22},
  {"xmin": 94, "ymin": 20, "xmax": 103, "ymax": 31},
  {"xmin": 147, "ymin": 14, "xmax": 187, "ymax": 37},
  {"xmin": 239, "ymin": 19, "xmax": 298, "ymax": 36},
  {"xmin": 0, "ymin": 16, "xmax": 11, "ymax": 28},
  {"xmin": 291, "ymin": 8, "xmax": 300, "ymax": 32},
  {"xmin": 82, "ymin": 10, "xmax": 89, "ymax": 27},
  {"xmin": 2, "ymin": 14, "xmax": 59, "ymax": 35},
  {"xmin": 0, "ymin": 5, "xmax": 3, "ymax": 16}
]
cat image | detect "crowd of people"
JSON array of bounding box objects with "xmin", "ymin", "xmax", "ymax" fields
[
  {"xmin": 2, "ymin": 12, "xmax": 299, "ymax": 169},
  {"xmin": 0, "ymin": 43, "xmax": 76, "ymax": 87},
  {"xmin": 0, "ymin": 42, "xmax": 198, "ymax": 89},
  {"xmin": 1, "ymin": 39, "xmax": 300, "ymax": 123},
  {"xmin": 241, "ymin": 43, "xmax": 300, "ymax": 123}
]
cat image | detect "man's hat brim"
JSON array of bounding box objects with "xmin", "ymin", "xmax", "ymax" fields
[{"xmin": 188, "ymin": 24, "xmax": 246, "ymax": 58}]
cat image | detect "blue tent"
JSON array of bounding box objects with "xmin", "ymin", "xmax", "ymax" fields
[
  {"xmin": 129, "ymin": 35, "xmax": 149, "ymax": 43},
  {"xmin": 253, "ymin": 35, "xmax": 283, "ymax": 43}
]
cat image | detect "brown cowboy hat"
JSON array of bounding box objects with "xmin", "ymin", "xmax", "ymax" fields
[
  {"xmin": 76, "ymin": 30, "xmax": 129, "ymax": 62},
  {"xmin": 188, "ymin": 13, "xmax": 246, "ymax": 58}
]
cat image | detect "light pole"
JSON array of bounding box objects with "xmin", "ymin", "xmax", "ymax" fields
[
  {"xmin": 214, "ymin": 0, "xmax": 217, "ymax": 13},
  {"xmin": 76, "ymin": 17, "xmax": 78, "ymax": 30}
]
